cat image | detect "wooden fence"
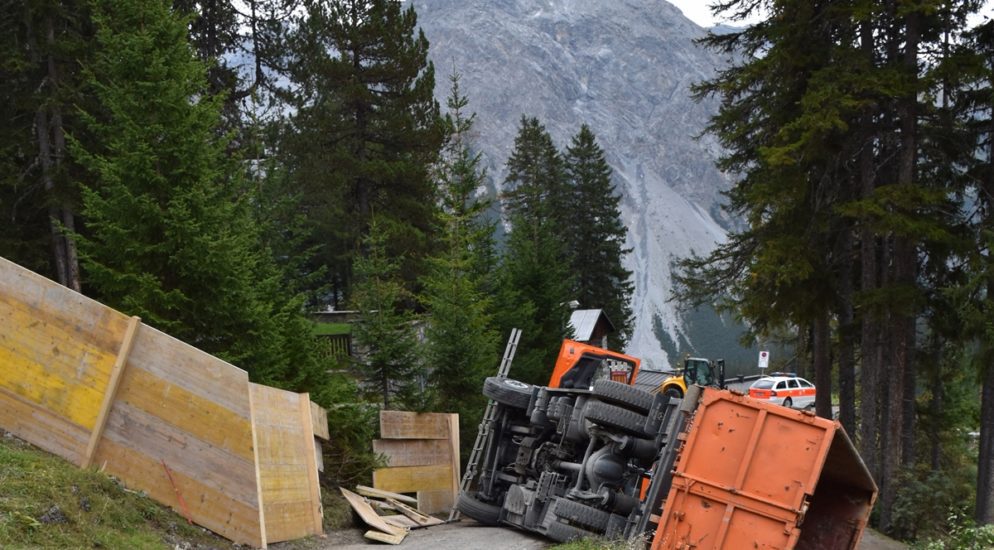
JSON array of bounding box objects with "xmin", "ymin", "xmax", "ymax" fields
[{"xmin": 0, "ymin": 256, "xmax": 326, "ymax": 547}]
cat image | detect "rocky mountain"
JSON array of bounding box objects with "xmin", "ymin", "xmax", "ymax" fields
[{"xmin": 415, "ymin": 0, "xmax": 754, "ymax": 370}]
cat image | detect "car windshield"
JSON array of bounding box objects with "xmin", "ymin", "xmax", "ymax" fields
[{"xmin": 752, "ymin": 380, "xmax": 775, "ymax": 389}]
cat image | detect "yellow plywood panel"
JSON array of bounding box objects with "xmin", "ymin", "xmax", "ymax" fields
[
  {"xmin": 379, "ymin": 411, "xmax": 451, "ymax": 440},
  {"xmin": 101, "ymin": 401, "xmax": 260, "ymax": 505},
  {"xmin": 93, "ymin": 437, "xmax": 263, "ymax": 547},
  {"xmin": 125, "ymin": 324, "xmax": 251, "ymax": 417},
  {"xmin": 251, "ymin": 384, "xmax": 322, "ymax": 541},
  {"xmin": 0, "ymin": 296, "xmax": 126, "ymax": 430},
  {"xmin": 310, "ymin": 401, "xmax": 329, "ymax": 440},
  {"xmin": 0, "ymin": 387, "xmax": 90, "ymax": 464},
  {"xmin": 114, "ymin": 365, "xmax": 255, "ymax": 461},
  {"xmin": 373, "ymin": 464, "xmax": 453, "ymax": 494},
  {"xmin": 373, "ymin": 439, "xmax": 450, "ymax": 467}
]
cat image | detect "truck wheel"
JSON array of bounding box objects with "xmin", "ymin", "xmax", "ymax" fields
[
  {"xmin": 457, "ymin": 492, "xmax": 501, "ymax": 526},
  {"xmin": 592, "ymin": 380, "xmax": 653, "ymax": 414},
  {"xmin": 554, "ymin": 498, "xmax": 611, "ymax": 531},
  {"xmin": 663, "ymin": 386, "xmax": 683, "ymax": 399},
  {"xmin": 585, "ymin": 401, "xmax": 649, "ymax": 437},
  {"xmin": 546, "ymin": 520, "xmax": 597, "ymax": 542},
  {"xmin": 483, "ymin": 377, "xmax": 533, "ymax": 409}
]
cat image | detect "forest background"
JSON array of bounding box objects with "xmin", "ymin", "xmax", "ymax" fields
[{"xmin": 2, "ymin": 0, "xmax": 994, "ymax": 546}]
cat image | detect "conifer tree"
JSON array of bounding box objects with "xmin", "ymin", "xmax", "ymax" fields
[
  {"xmin": 422, "ymin": 75, "xmax": 499, "ymax": 450},
  {"xmin": 563, "ymin": 124, "xmax": 634, "ymax": 344},
  {"xmin": 283, "ymin": 0, "xmax": 444, "ymax": 305},
  {"xmin": 350, "ymin": 218, "xmax": 424, "ymax": 409},
  {"xmin": 498, "ymin": 116, "xmax": 573, "ymax": 384},
  {"xmin": 74, "ymin": 0, "xmax": 325, "ymax": 391}
]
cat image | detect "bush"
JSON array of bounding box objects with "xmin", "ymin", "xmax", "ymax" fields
[{"xmin": 911, "ymin": 512, "xmax": 994, "ymax": 550}]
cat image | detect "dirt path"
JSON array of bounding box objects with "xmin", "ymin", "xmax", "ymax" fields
[{"xmin": 315, "ymin": 521, "xmax": 906, "ymax": 550}]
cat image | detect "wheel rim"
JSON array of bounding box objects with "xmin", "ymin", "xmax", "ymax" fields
[{"xmin": 503, "ymin": 379, "xmax": 530, "ymax": 390}]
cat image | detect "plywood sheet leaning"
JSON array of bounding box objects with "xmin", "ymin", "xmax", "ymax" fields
[
  {"xmin": 0, "ymin": 256, "xmax": 130, "ymax": 464},
  {"xmin": 373, "ymin": 410, "xmax": 460, "ymax": 514},
  {"xmin": 340, "ymin": 487, "xmax": 408, "ymax": 544},
  {"xmin": 94, "ymin": 324, "xmax": 266, "ymax": 547},
  {"xmin": 250, "ymin": 384, "xmax": 323, "ymax": 543}
]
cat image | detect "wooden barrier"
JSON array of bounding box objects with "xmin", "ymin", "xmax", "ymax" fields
[
  {"xmin": 372, "ymin": 411, "xmax": 459, "ymax": 514},
  {"xmin": 0, "ymin": 256, "xmax": 327, "ymax": 547}
]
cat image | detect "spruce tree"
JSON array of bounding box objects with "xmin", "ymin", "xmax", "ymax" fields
[
  {"xmin": 350, "ymin": 218, "xmax": 424, "ymax": 410},
  {"xmin": 74, "ymin": 0, "xmax": 325, "ymax": 391},
  {"xmin": 283, "ymin": 0, "xmax": 444, "ymax": 305},
  {"xmin": 498, "ymin": 116, "xmax": 573, "ymax": 384},
  {"xmin": 422, "ymin": 75, "xmax": 499, "ymax": 451},
  {"xmin": 563, "ymin": 124, "xmax": 634, "ymax": 345}
]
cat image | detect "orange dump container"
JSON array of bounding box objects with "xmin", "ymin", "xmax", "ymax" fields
[{"xmin": 652, "ymin": 389, "xmax": 877, "ymax": 550}]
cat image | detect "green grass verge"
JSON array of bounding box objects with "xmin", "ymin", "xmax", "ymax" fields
[
  {"xmin": 0, "ymin": 433, "xmax": 231, "ymax": 549},
  {"xmin": 312, "ymin": 322, "xmax": 351, "ymax": 336}
]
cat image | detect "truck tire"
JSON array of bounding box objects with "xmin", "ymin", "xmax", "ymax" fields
[
  {"xmin": 593, "ymin": 379, "xmax": 653, "ymax": 414},
  {"xmin": 585, "ymin": 401, "xmax": 648, "ymax": 437},
  {"xmin": 546, "ymin": 520, "xmax": 597, "ymax": 542},
  {"xmin": 457, "ymin": 492, "xmax": 501, "ymax": 526},
  {"xmin": 483, "ymin": 377, "xmax": 533, "ymax": 409},
  {"xmin": 554, "ymin": 498, "xmax": 611, "ymax": 531}
]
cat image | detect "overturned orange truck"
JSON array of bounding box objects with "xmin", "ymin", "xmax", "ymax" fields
[{"xmin": 458, "ymin": 340, "xmax": 877, "ymax": 550}]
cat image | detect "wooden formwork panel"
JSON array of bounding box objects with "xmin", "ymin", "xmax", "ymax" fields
[
  {"xmin": 250, "ymin": 384, "xmax": 322, "ymax": 544},
  {"xmin": 99, "ymin": 325, "xmax": 264, "ymax": 547},
  {"xmin": 0, "ymin": 258, "xmax": 129, "ymax": 433},
  {"xmin": 374, "ymin": 411, "xmax": 459, "ymax": 514}
]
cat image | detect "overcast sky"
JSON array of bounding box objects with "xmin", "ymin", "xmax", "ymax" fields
[{"xmin": 666, "ymin": 0, "xmax": 994, "ymax": 29}]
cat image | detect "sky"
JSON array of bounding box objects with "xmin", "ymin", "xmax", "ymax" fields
[{"xmin": 666, "ymin": 0, "xmax": 994, "ymax": 29}]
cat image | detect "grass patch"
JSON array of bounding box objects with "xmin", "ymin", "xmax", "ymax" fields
[
  {"xmin": 550, "ymin": 535, "xmax": 649, "ymax": 550},
  {"xmin": 0, "ymin": 433, "xmax": 231, "ymax": 549},
  {"xmin": 312, "ymin": 322, "xmax": 351, "ymax": 336}
]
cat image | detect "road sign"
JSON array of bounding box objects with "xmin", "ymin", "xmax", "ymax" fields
[{"xmin": 758, "ymin": 350, "xmax": 770, "ymax": 370}]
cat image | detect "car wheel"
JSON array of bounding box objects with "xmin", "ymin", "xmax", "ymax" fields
[
  {"xmin": 483, "ymin": 377, "xmax": 533, "ymax": 409},
  {"xmin": 554, "ymin": 498, "xmax": 611, "ymax": 531},
  {"xmin": 585, "ymin": 401, "xmax": 649, "ymax": 437},
  {"xmin": 593, "ymin": 379, "xmax": 654, "ymax": 414},
  {"xmin": 783, "ymin": 397, "xmax": 793, "ymax": 408},
  {"xmin": 457, "ymin": 492, "xmax": 501, "ymax": 526},
  {"xmin": 663, "ymin": 386, "xmax": 683, "ymax": 399},
  {"xmin": 545, "ymin": 520, "xmax": 597, "ymax": 542}
]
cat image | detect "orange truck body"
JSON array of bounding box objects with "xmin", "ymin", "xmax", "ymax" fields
[
  {"xmin": 548, "ymin": 339, "xmax": 641, "ymax": 388},
  {"xmin": 650, "ymin": 389, "xmax": 877, "ymax": 550}
]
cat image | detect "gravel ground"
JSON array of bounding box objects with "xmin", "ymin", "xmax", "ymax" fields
[{"xmin": 321, "ymin": 520, "xmax": 906, "ymax": 550}]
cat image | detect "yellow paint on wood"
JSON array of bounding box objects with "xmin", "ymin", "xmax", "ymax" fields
[
  {"xmin": 115, "ymin": 366, "xmax": 255, "ymax": 461},
  {"xmin": 0, "ymin": 387, "xmax": 89, "ymax": 464},
  {"xmin": 373, "ymin": 464, "xmax": 453, "ymax": 494},
  {"xmin": 82, "ymin": 316, "xmax": 141, "ymax": 468},
  {"xmin": 379, "ymin": 410, "xmax": 451, "ymax": 440},
  {"xmin": 0, "ymin": 298, "xmax": 124, "ymax": 429}
]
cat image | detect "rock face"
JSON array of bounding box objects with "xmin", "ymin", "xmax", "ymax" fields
[{"xmin": 416, "ymin": 0, "xmax": 741, "ymax": 369}]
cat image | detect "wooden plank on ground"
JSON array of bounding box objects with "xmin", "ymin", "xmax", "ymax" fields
[
  {"xmin": 355, "ymin": 485, "xmax": 418, "ymax": 505},
  {"xmin": 310, "ymin": 401, "xmax": 329, "ymax": 440},
  {"xmin": 379, "ymin": 411, "xmax": 451, "ymax": 440},
  {"xmin": 387, "ymin": 498, "xmax": 444, "ymax": 526},
  {"xmin": 373, "ymin": 464, "xmax": 453, "ymax": 494},
  {"xmin": 373, "ymin": 439, "xmax": 450, "ymax": 467},
  {"xmin": 364, "ymin": 530, "xmax": 406, "ymax": 544},
  {"xmin": 417, "ymin": 489, "xmax": 455, "ymax": 515},
  {"xmin": 382, "ymin": 515, "xmax": 421, "ymax": 529},
  {"xmin": 339, "ymin": 488, "xmax": 407, "ymax": 540}
]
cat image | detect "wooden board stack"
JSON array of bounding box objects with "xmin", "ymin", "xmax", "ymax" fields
[
  {"xmin": 372, "ymin": 411, "xmax": 460, "ymax": 514},
  {"xmin": 339, "ymin": 486, "xmax": 444, "ymax": 545}
]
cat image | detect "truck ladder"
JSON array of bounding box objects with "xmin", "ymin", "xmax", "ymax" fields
[{"xmin": 448, "ymin": 328, "xmax": 521, "ymax": 522}]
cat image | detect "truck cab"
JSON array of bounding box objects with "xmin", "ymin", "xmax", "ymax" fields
[{"xmin": 657, "ymin": 356, "xmax": 725, "ymax": 398}]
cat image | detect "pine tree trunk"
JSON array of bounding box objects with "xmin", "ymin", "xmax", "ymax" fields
[
  {"xmin": 813, "ymin": 311, "xmax": 832, "ymax": 419},
  {"xmin": 929, "ymin": 348, "xmax": 943, "ymax": 471},
  {"xmin": 857, "ymin": 16, "xmax": 881, "ymax": 486},
  {"xmin": 837, "ymin": 227, "xmax": 856, "ymax": 434},
  {"xmin": 881, "ymin": 10, "xmax": 919, "ymax": 533}
]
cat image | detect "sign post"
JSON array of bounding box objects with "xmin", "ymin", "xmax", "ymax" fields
[{"xmin": 758, "ymin": 350, "xmax": 770, "ymax": 373}]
